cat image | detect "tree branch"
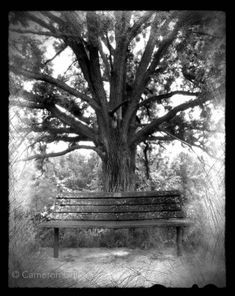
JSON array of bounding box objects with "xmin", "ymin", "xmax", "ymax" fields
[
  {"xmin": 159, "ymin": 128, "xmax": 222, "ymax": 160},
  {"xmin": 100, "ymin": 33, "xmax": 114, "ymax": 74},
  {"xmin": 98, "ymin": 38, "xmax": 111, "ymax": 81},
  {"xmin": 139, "ymin": 91, "xmax": 200, "ymax": 107},
  {"xmin": 47, "ymin": 104, "xmax": 97, "ymax": 141},
  {"xmin": 86, "ymin": 12, "xmax": 109, "ymax": 114},
  {"xmin": 146, "ymin": 135, "xmax": 173, "ymax": 141},
  {"xmin": 110, "ymin": 13, "xmax": 130, "ymax": 110},
  {"xmin": 145, "ymin": 11, "xmax": 207, "ymax": 80},
  {"xmin": 35, "ymin": 134, "xmax": 85, "ymax": 144},
  {"xmin": 109, "ymin": 99, "xmax": 129, "ymax": 116},
  {"xmin": 25, "ymin": 12, "xmax": 55, "ymax": 31},
  {"xmin": 104, "ymin": 32, "xmax": 114, "ymax": 55},
  {"xmin": 11, "ymin": 13, "xmax": 105, "ymax": 112},
  {"xmin": 61, "ymin": 11, "xmax": 83, "ymax": 37},
  {"xmin": 131, "ymin": 14, "xmax": 159, "ymax": 94},
  {"xmin": 131, "ymin": 94, "xmax": 210, "ymax": 145},
  {"xmin": 126, "ymin": 11, "xmax": 155, "ymax": 43},
  {"xmin": 102, "ymin": 32, "xmax": 114, "ymax": 57},
  {"xmin": 11, "ymin": 91, "xmax": 92, "ymax": 126},
  {"xmin": 43, "ymin": 45, "xmax": 68, "ymax": 65},
  {"xmin": 159, "ymin": 129, "xmax": 195, "ymax": 147},
  {"xmin": 59, "ymin": 12, "xmax": 95, "ymax": 93},
  {"xmin": 25, "ymin": 125, "xmax": 77, "ymax": 134},
  {"xmin": 114, "ymin": 11, "xmax": 132, "ymax": 42},
  {"xmin": 122, "ymin": 13, "xmax": 181, "ymax": 137},
  {"xmin": 144, "ymin": 23, "xmax": 181, "ymax": 83},
  {"xmin": 23, "ymin": 144, "xmax": 97, "ymax": 161},
  {"xmin": 123, "ymin": 12, "xmax": 207, "ymax": 137},
  {"xmin": 9, "ymin": 28, "xmax": 62, "ymax": 38},
  {"xmin": 10, "ymin": 66, "xmax": 100, "ymax": 110},
  {"xmin": 10, "ymin": 99, "xmax": 44, "ymax": 109},
  {"xmin": 53, "ymin": 95, "xmax": 92, "ymax": 125},
  {"xmin": 39, "ymin": 11, "xmax": 65, "ymax": 26}
]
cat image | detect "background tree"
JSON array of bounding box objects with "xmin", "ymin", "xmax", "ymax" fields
[{"xmin": 9, "ymin": 10, "xmax": 225, "ymax": 191}]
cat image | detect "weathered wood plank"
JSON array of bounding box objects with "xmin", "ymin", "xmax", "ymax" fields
[
  {"xmin": 39, "ymin": 218, "xmax": 192, "ymax": 228},
  {"xmin": 55, "ymin": 196, "xmax": 182, "ymax": 206},
  {"xmin": 48, "ymin": 211, "xmax": 184, "ymax": 221},
  {"xmin": 53, "ymin": 204, "xmax": 182, "ymax": 213},
  {"xmin": 57, "ymin": 190, "xmax": 181, "ymax": 199}
]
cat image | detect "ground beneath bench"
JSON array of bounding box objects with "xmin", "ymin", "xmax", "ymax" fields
[{"xmin": 13, "ymin": 247, "xmax": 226, "ymax": 288}]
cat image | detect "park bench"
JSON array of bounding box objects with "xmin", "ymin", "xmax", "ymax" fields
[{"xmin": 39, "ymin": 190, "xmax": 192, "ymax": 258}]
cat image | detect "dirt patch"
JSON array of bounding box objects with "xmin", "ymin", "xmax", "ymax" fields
[{"xmin": 23, "ymin": 247, "xmax": 224, "ymax": 288}]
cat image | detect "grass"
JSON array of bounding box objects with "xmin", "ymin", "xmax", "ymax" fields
[{"xmin": 9, "ymin": 121, "xmax": 225, "ymax": 287}]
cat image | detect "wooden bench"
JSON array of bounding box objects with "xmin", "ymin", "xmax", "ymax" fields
[{"xmin": 39, "ymin": 190, "xmax": 192, "ymax": 258}]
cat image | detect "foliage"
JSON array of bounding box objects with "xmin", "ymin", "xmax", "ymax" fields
[
  {"xmin": 9, "ymin": 10, "xmax": 225, "ymax": 190},
  {"xmin": 8, "ymin": 13, "xmax": 225, "ymax": 286},
  {"xmin": 37, "ymin": 151, "xmax": 103, "ymax": 191}
]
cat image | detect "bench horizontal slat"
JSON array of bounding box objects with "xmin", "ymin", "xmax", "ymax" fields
[
  {"xmin": 39, "ymin": 218, "xmax": 192, "ymax": 228},
  {"xmin": 57, "ymin": 190, "xmax": 180, "ymax": 199},
  {"xmin": 55, "ymin": 196, "xmax": 181, "ymax": 206},
  {"xmin": 53, "ymin": 204, "xmax": 182, "ymax": 213},
  {"xmin": 48, "ymin": 211, "xmax": 184, "ymax": 221}
]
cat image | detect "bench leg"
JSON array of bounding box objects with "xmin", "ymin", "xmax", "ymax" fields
[
  {"xmin": 54, "ymin": 227, "xmax": 59, "ymax": 258},
  {"xmin": 176, "ymin": 226, "xmax": 183, "ymax": 256}
]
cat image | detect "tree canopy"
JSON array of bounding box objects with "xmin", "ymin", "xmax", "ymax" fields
[{"xmin": 9, "ymin": 10, "xmax": 225, "ymax": 191}]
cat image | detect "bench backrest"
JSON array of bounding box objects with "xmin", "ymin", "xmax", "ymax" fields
[{"xmin": 48, "ymin": 190, "xmax": 185, "ymax": 221}]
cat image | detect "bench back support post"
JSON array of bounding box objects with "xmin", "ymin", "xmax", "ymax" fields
[{"xmin": 54, "ymin": 227, "xmax": 59, "ymax": 258}]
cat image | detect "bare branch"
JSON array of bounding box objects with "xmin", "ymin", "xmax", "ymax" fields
[
  {"xmin": 62, "ymin": 59, "xmax": 77, "ymax": 76},
  {"xmin": 131, "ymin": 94, "xmax": 210, "ymax": 145},
  {"xmin": 132, "ymin": 14, "xmax": 159, "ymax": 94},
  {"xmin": 10, "ymin": 66, "xmax": 100, "ymax": 110},
  {"xmin": 159, "ymin": 129, "xmax": 195, "ymax": 147},
  {"xmin": 43, "ymin": 45, "xmax": 68, "ymax": 65},
  {"xmin": 9, "ymin": 28, "xmax": 86, "ymax": 39},
  {"xmin": 110, "ymin": 13, "xmax": 131, "ymax": 110},
  {"xmin": 47, "ymin": 104, "xmax": 96, "ymax": 141},
  {"xmin": 159, "ymin": 129, "xmax": 222, "ymax": 160},
  {"xmin": 145, "ymin": 26, "xmax": 180, "ymax": 80},
  {"xmin": 52, "ymin": 95, "xmax": 92, "ymax": 125},
  {"xmin": 61, "ymin": 11, "xmax": 83, "ymax": 37},
  {"xmin": 25, "ymin": 12, "xmax": 55, "ymax": 31},
  {"xmin": 146, "ymin": 135, "xmax": 173, "ymax": 141},
  {"xmin": 35, "ymin": 134, "xmax": 85, "ymax": 144},
  {"xmin": 9, "ymin": 28, "xmax": 61, "ymax": 38},
  {"xmin": 114, "ymin": 11, "xmax": 132, "ymax": 42},
  {"xmin": 23, "ymin": 144, "xmax": 97, "ymax": 161},
  {"xmin": 139, "ymin": 91, "xmax": 200, "ymax": 107},
  {"xmin": 98, "ymin": 38, "xmax": 111, "ymax": 81},
  {"xmin": 25, "ymin": 126, "xmax": 77, "ymax": 134},
  {"xmin": 86, "ymin": 12, "xmax": 109, "ymax": 112},
  {"xmin": 39, "ymin": 11, "xmax": 65, "ymax": 26},
  {"xmin": 10, "ymin": 99, "xmax": 44, "ymax": 109},
  {"xmin": 109, "ymin": 99, "xmax": 129, "ymax": 116},
  {"xmin": 127, "ymin": 11, "xmax": 155, "ymax": 42},
  {"xmin": 10, "ymin": 92, "xmax": 93, "ymax": 127},
  {"xmin": 123, "ymin": 12, "xmax": 207, "ymax": 136},
  {"xmin": 145, "ymin": 11, "xmax": 208, "ymax": 80},
  {"xmin": 103, "ymin": 33, "xmax": 114, "ymax": 56}
]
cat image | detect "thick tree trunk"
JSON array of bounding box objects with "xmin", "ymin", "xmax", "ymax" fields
[{"xmin": 101, "ymin": 135, "xmax": 136, "ymax": 192}]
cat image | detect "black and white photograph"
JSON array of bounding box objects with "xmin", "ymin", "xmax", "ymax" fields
[{"xmin": 9, "ymin": 10, "xmax": 225, "ymax": 288}]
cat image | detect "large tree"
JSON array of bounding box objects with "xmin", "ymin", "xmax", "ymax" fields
[{"xmin": 9, "ymin": 11, "xmax": 225, "ymax": 191}]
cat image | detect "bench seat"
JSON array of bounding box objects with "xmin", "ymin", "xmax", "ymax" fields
[
  {"xmin": 39, "ymin": 190, "xmax": 192, "ymax": 258},
  {"xmin": 39, "ymin": 218, "xmax": 192, "ymax": 229}
]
